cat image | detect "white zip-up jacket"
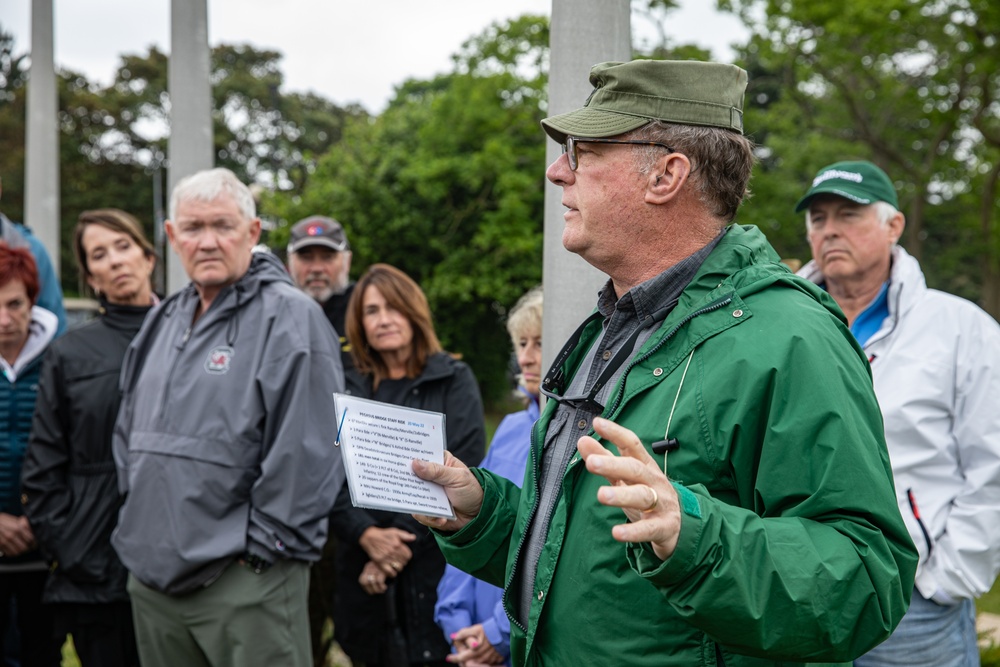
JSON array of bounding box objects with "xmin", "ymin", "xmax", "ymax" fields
[{"xmin": 801, "ymin": 245, "xmax": 1000, "ymax": 603}]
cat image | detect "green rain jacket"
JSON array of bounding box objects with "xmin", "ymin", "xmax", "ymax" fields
[{"xmin": 436, "ymin": 225, "xmax": 917, "ymax": 667}]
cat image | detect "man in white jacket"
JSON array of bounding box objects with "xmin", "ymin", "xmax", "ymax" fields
[{"xmin": 797, "ymin": 160, "xmax": 1000, "ymax": 667}]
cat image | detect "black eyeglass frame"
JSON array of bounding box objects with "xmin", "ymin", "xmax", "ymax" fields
[{"xmin": 561, "ymin": 136, "xmax": 676, "ymax": 171}]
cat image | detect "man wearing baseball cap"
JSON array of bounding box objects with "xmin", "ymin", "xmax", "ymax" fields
[
  {"xmin": 285, "ymin": 215, "xmax": 354, "ymax": 665},
  {"xmin": 412, "ymin": 60, "xmax": 915, "ymax": 665},
  {"xmin": 798, "ymin": 160, "xmax": 1000, "ymax": 667},
  {"xmin": 287, "ymin": 216, "xmax": 354, "ymax": 369}
]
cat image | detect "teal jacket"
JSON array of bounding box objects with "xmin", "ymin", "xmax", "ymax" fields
[{"xmin": 436, "ymin": 225, "xmax": 917, "ymax": 666}]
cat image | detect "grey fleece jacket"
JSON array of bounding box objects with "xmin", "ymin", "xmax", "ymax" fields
[{"xmin": 112, "ymin": 252, "xmax": 345, "ymax": 594}]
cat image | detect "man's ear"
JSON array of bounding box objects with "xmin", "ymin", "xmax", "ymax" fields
[
  {"xmin": 888, "ymin": 210, "xmax": 906, "ymax": 244},
  {"xmin": 645, "ymin": 153, "xmax": 690, "ymax": 205},
  {"xmin": 164, "ymin": 220, "xmax": 177, "ymax": 251},
  {"xmin": 248, "ymin": 218, "xmax": 262, "ymax": 246}
]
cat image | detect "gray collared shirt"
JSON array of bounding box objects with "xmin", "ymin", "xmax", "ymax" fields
[{"xmin": 515, "ymin": 232, "xmax": 723, "ymax": 626}]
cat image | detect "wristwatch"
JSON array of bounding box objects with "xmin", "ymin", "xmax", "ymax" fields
[{"xmin": 241, "ymin": 552, "xmax": 273, "ymax": 575}]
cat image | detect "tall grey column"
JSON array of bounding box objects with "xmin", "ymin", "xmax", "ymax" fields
[
  {"xmin": 24, "ymin": 0, "xmax": 59, "ymax": 277},
  {"xmin": 167, "ymin": 0, "xmax": 213, "ymax": 294},
  {"xmin": 541, "ymin": 0, "xmax": 631, "ymax": 377}
]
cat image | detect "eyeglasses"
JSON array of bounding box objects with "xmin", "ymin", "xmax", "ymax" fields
[{"xmin": 561, "ymin": 136, "xmax": 675, "ymax": 171}]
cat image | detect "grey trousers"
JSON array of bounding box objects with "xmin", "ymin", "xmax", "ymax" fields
[{"xmin": 127, "ymin": 559, "xmax": 311, "ymax": 667}]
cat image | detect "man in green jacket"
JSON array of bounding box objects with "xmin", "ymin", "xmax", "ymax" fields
[{"xmin": 413, "ymin": 60, "xmax": 917, "ymax": 666}]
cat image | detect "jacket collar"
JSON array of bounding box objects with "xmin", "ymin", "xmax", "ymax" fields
[{"xmin": 1, "ymin": 306, "xmax": 58, "ymax": 381}]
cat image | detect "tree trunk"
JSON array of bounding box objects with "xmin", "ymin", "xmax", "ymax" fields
[
  {"xmin": 904, "ymin": 185, "xmax": 927, "ymax": 265},
  {"xmin": 980, "ymin": 161, "xmax": 1000, "ymax": 319}
]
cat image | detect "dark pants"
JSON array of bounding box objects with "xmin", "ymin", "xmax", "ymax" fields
[
  {"xmin": 0, "ymin": 571, "xmax": 60, "ymax": 667},
  {"xmin": 52, "ymin": 602, "xmax": 139, "ymax": 667}
]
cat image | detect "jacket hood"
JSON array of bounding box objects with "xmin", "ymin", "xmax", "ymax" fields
[
  {"xmin": 162, "ymin": 251, "xmax": 294, "ymax": 345},
  {"xmin": 884, "ymin": 245, "xmax": 926, "ymax": 321},
  {"xmin": 170, "ymin": 251, "xmax": 293, "ymax": 306},
  {"xmin": 797, "ymin": 244, "xmax": 926, "ymax": 330},
  {"xmin": 686, "ymin": 225, "xmax": 846, "ymax": 325}
]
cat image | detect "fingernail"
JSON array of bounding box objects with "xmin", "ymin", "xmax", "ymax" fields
[
  {"xmin": 470, "ymin": 640, "xmax": 479, "ymax": 648},
  {"xmin": 449, "ymin": 633, "xmax": 457, "ymax": 639}
]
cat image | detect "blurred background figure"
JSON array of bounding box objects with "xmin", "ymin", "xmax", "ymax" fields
[
  {"xmin": 331, "ymin": 263, "xmax": 485, "ymax": 667},
  {"xmin": 286, "ymin": 215, "xmax": 354, "ymax": 665},
  {"xmin": 0, "ymin": 177, "xmax": 66, "ymax": 336},
  {"xmin": 0, "ymin": 245, "xmax": 61, "ymax": 667},
  {"xmin": 287, "ymin": 216, "xmax": 354, "ymax": 369},
  {"xmin": 22, "ymin": 209, "xmax": 158, "ymax": 667},
  {"xmin": 434, "ymin": 286, "xmax": 542, "ymax": 667}
]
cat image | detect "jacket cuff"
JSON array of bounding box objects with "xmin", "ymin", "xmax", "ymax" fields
[
  {"xmin": 432, "ymin": 468, "xmax": 496, "ymax": 546},
  {"xmin": 627, "ymin": 482, "xmax": 704, "ymax": 583},
  {"xmin": 481, "ymin": 617, "xmax": 507, "ymax": 655}
]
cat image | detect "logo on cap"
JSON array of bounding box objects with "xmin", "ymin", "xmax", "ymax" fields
[
  {"xmin": 307, "ymin": 223, "xmax": 326, "ymax": 236},
  {"xmin": 813, "ymin": 169, "xmax": 863, "ymax": 187}
]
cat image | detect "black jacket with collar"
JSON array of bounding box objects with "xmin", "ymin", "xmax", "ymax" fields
[
  {"xmin": 21, "ymin": 300, "xmax": 151, "ymax": 603},
  {"xmin": 331, "ymin": 352, "xmax": 486, "ymax": 664}
]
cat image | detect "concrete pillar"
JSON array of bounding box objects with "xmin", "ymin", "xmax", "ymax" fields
[
  {"xmin": 541, "ymin": 0, "xmax": 631, "ymax": 377},
  {"xmin": 167, "ymin": 0, "xmax": 213, "ymax": 294},
  {"xmin": 24, "ymin": 0, "xmax": 59, "ymax": 277}
]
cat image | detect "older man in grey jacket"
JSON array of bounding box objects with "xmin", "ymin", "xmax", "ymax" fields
[{"xmin": 112, "ymin": 168, "xmax": 345, "ymax": 667}]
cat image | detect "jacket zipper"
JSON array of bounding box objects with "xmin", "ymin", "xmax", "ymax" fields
[
  {"xmin": 605, "ymin": 295, "xmax": 734, "ymax": 417},
  {"xmin": 505, "ymin": 417, "xmax": 541, "ymax": 634},
  {"xmin": 906, "ymin": 487, "xmax": 934, "ymax": 559},
  {"xmin": 503, "ymin": 293, "xmax": 734, "ymax": 635},
  {"xmin": 157, "ymin": 325, "xmax": 192, "ymax": 425}
]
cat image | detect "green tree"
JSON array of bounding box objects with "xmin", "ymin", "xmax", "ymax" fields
[
  {"xmin": 0, "ymin": 28, "xmax": 363, "ymax": 293},
  {"xmin": 720, "ymin": 0, "xmax": 1000, "ymax": 312},
  {"xmin": 0, "ymin": 28, "xmax": 29, "ymax": 223},
  {"xmin": 267, "ymin": 16, "xmax": 550, "ymax": 403}
]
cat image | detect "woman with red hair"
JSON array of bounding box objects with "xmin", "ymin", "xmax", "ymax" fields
[{"xmin": 0, "ymin": 244, "xmax": 60, "ymax": 666}]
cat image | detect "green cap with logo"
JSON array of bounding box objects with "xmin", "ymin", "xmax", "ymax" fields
[
  {"xmin": 795, "ymin": 160, "xmax": 899, "ymax": 212},
  {"xmin": 540, "ymin": 60, "xmax": 748, "ymax": 144}
]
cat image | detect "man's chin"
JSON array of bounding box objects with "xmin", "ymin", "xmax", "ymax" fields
[{"xmin": 305, "ymin": 286, "xmax": 336, "ymax": 302}]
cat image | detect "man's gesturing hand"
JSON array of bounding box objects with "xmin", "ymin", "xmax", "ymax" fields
[
  {"xmin": 411, "ymin": 450, "xmax": 484, "ymax": 532},
  {"xmin": 577, "ymin": 416, "xmax": 682, "ymax": 561}
]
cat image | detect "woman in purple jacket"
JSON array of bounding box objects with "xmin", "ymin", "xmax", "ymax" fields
[{"xmin": 434, "ymin": 287, "xmax": 542, "ymax": 667}]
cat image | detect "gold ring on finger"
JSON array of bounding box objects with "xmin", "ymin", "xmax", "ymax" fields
[{"xmin": 643, "ymin": 486, "xmax": 659, "ymax": 512}]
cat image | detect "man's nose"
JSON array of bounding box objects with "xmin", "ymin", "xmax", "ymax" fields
[
  {"xmin": 546, "ymin": 151, "xmax": 573, "ymax": 186},
  {"xmin": 198, "ymin": 229, "xmax": 220, "ymax": 248}
]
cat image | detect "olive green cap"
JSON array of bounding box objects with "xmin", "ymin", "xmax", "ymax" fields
[
  {"xmin": 795, "ymin": 161, "xmax": 899, "ymax": 212},
  {"xmin": 541, "ymin": 59, "xmax": 748, "ymax": 143}
]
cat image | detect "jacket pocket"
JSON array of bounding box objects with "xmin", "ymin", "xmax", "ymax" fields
[{"xmin": 55, "ymin": 466, "xmax": 121, "ymax": 582}]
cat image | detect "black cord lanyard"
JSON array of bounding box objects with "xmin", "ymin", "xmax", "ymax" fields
[{"xmin": 539, "ymin": 302, "xmax": 675, "ymax": 413}]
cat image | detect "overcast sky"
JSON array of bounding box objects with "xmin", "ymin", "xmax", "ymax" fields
[{"xmin": 1, "ymin": 1, "xmax": 748, "ymax": 114}]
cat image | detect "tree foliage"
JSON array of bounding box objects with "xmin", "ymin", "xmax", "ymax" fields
[
  {"xmin": 266, "ymin": 16, "xmax": 550, "ymax": 403},
  {"xmin": 0, "ymin": 28, "xmax": 364, "ymax": 293},
  {"xmin": 719, "ymin": 0, "xmax": 1000, "ymax": 312}
]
